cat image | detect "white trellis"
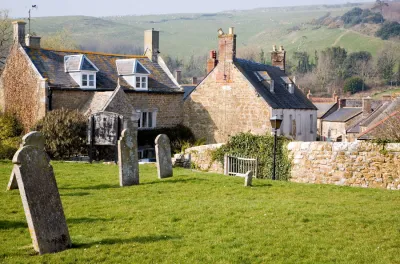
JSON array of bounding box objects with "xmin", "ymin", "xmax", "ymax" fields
[{"xmin": 224, "ymin": 154, "xmax": 258, "ymax": 178}]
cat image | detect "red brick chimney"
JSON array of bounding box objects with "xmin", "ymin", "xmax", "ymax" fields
[
  {"xmin": 271, "ymin": 45, "xmax": 286, "ymax": 72},
  {"xmin": 207, "ymin": 50, "xmax": 218, "ymax": 74}
]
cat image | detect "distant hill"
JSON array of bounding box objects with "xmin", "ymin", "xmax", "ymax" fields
[{"xmin": 26, "ymin": 3, "xmax": 399, "ymax": 60}]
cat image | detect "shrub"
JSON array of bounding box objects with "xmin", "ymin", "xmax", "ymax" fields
[
  {"xmin": 344, "ymin": 77, "xmax": 365, "ymax": 94},
  {"xmin": 0, "ymin": 137, "xmax": 21, "ymax": 159},
  {"xmin": 137, "ymin": 124, "xmax": 195, "ymax": 154},
  {"xmin": 33, "ymin": 109, "xmax": 87, "ymax": 159},
  {"xmin": 0, "ymin": 112, "xmax": 23, "ymax": 140},
  {"xmin": 376, "ymin": 21, "xmax": 400, "ymax": 40},
  {"xmin": 212, "ymin": 133, "xmax": 292, "ymax": 180}
]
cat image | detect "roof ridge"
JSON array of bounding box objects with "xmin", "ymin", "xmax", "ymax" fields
[
  {"xmin": 34, "ymin": 47, "xmax": 147, "ymax": 58},
  {"xmin": 358, "ymin": 110, "xmax": 400, "ymax": 138}
]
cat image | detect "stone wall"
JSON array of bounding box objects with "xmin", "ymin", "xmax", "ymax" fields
[
  {"xmin": 288, "ymin": 141, "xmax": 400, "ymax": 190},
  {"xmin": 184, "ymin": 144, "xmax": 224, "ymax": 173}
]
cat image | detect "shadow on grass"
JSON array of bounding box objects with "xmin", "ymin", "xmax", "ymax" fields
[
  {"xmin": 67, "ymin": 217, "xmax": 111, "ymax": 224},
  {"xmin": 142, "ymin": 178, "xmax": 208, "ymax": 185},
  {"xmin": 0, "ymin": 220, "xmax": 27, "ymax": 230},
  {"xmin": 61, "ymin": 192, "xmax": 91, "ymax": 197},
  {"xmin": 60, "ymin": 184, "xmax": 120, "ymax": 190},
  {"xmin": 73, "ymin": 234, "xmax": 181, "ymax": 248},
  {"xmin": 253, "ymin": 183, "xmax": 273, "ymax": 188}
]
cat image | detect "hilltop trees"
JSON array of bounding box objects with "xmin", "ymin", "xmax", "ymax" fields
[
  {"xmin": 0, "ymin": 10, "xmax": 12, "ymax": 68},
  {"xmin": 41, "ymin": 29, "xmax": 79, "ymax": 50}
]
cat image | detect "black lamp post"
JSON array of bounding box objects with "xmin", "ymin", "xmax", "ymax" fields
[{"xmin": 270, "ymin": 115, "xmax": 283, "ymax": 180}]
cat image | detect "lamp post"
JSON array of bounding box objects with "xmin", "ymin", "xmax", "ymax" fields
[{"xmin": 270, "ymin": 115, "xmax": 283, "ymax": 180}]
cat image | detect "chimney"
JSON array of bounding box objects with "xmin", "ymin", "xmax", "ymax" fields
[
  {"xmin": 362, "ymin": 97, "xmax": 372, "ymax": 116},
  {"xmin": 339, "ymin": 99, "xmax": 346, "ymax": 109},
  {"xmin": 144, "ymin": 29, "xmax": 159, "ymax": 62},
  {"xmin": 270, "ymin": 80, "xmax": 275, "ymax": 93},
  {"xmin": 25, "ymin": 34, "xmax": 41, "ymax": 49},
  {"xmin": 218, "ymin": 27, "xmax": 236, "ymax": 63},
  {"xmin": 13, "ymin": 21, "xmax": 27, "ymax": 46},
  {"xmin": 175, "ymin": 70, "xmax": 182, "ymax": 84},
  {"xmin": 207, "ymin": 50, "xmax": 218, "ymax": 74},
  {"xmin": 192, "ymin": 77, "xmax": 198, "ymax": 85},
  {"xmin": 271, "ymin": 44, "xmax": 286, "ymax": 72},
  {"xmin": 307, "ymin": 90, "xmax": 312, "ymax": 99}
]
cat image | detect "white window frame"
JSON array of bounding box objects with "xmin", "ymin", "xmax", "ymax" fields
[
  {"xmin": 81, "ymin": 72, "xmax": 96, "ymax": 88},
  {"xmin": 134, "ymin": 74, "xmax": 148, "ymax": 90},
  {"xmin": 137, "ymin": 110, "xmax": 157, "ymax": 129}
]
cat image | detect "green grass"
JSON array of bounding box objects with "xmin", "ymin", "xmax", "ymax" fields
[
  {"xmin": 372, "ymin": 87, "xmax": 400, "ymax": 99},
  {"xmin": 0, "ymin": 160, "xmax": 400, "ymax": 263}
]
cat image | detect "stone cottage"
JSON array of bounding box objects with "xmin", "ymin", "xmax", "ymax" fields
[
  {"xmin": 0, "ymin": 21, "xmax": 183, "ymax": 136},
  {"xmin": 183, "ymin": 27, "xmax": 317, "ymax": 143}
]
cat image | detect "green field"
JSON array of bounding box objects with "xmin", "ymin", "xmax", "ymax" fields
[
  {"xmin": 1, "ymin": 161, "xmax": 399, "ymax": 263},
  {"xmin": 26, "ymin": 4, "xmax": 399, "ymax": 59}
]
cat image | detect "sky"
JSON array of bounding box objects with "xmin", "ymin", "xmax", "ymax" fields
[{"xmin": 3, "ymin": 0, "xmax": 373, "ymax": 18}]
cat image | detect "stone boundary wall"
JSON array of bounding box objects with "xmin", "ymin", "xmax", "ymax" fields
[
  {"xmin": 288, "ymin": 142, "xmax": 400, "ymax": 190},
  {"xmin": 184, "ymin": 144, "xmax": 224, "ymax": 173}
]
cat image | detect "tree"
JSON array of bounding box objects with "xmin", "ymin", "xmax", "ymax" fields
[
  {"xmin": 259, "ymin": 49, "xmax": 266, "ymax": 64},
  {"xmin": 372, "ymin": 0, "xmax": 389, "ymax": 23},
  {"xmin": 41, "ymin": 29, "xmax": 79, "ymax": 50},
  {"xmin": 293, "ymin": 51, "xmax": 313, "ymax": 74},
  {"xmin": 344, "ymin": 51, "xmax": 373, "ymax": 90},
  {"xmin": 344, "ymin": 77, "xmax": 364, "ymax": 94},
  {"xmin": 375, "ymin": 21, "xmax": 400, "ymax": 40},
  {"xmin": 376, "ymin": 48, "xmax": 396, "ymax": 84},
  {"xmin": 0, "ymin": 10, "xmax": 12, "ymax": 67}
]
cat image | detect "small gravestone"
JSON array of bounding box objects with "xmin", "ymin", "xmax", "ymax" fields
[
  {"xmin": 6, "ymin": 169, "xmax": 18, "ymax": 190},
  {"xmin": 12, "ymin": 132, "xmax": 71, "ymax": 255},
  {"xmin": 155, "ymin": 134, "xmax": 173, "ymax": 179},
  {"xmin": 244, "ymin": 171, "xmax": 253, "ymax": 187},
  {"xmin": 118, "ymin": 129, "xmax": 139, "ymax": 186}
]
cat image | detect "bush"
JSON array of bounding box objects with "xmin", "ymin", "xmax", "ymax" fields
[
  {"xmin": 344, "ymin": 77, "xmax": 365, "ymax": 94},
  {"xmin": 376, "ymin": 21, "xmax": 400, "ymax": 40},
  {"xmin": 0, "ymin": 112, "xmax": 23, "ymax": 140},
  {"xmin": 33, "ymin": 109, "xmax": 87, "ymax": 159},
  {"xmin": 137, "ymin": 124, "xmax": 195, "ymax": 154},
  {"xmin": 212, "ymin": 133, "xmax": 292, "ymax": 180},
  {"xmin": 0, "ymin": 137, "xmax": 21, "ymax": 159}
]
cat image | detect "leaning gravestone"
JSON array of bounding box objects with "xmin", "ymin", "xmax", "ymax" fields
[
  {"xmin": 12, "ymin": 132, "xmax": 71, "ymax": 254},
  {"xmin": 244, "ymin": 171, "xmax": 253, "ymax": 187},
  {"xmin": 155, "ymin": 134, "xmax": 173, "ymax": 179},
  {"xmin": 118, "ymin": 129, "xmax": 139, "ymax": 186},
  {"xmin": 6, "ymin": 169, "xmax": 18, "ymax": 190}
]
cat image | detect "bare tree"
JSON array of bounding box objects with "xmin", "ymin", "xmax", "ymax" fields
[
  {"xmin": 371, "ymin": 111, "xmax": 400, "ymax": 142},
  {"xmin": 0, "ymin": 10, "xmax": 12, "ymax": 67},
  {"xmin": 41, "ymin": 29, "xmax": 79, "ymax": 50}
]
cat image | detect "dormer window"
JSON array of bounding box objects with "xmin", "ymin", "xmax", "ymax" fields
[
  {"xmin": 64, "ymin": 55, "xmax": 99, "ymax": 89},
  {"xmin": 281, "ymin": 76, "xmax": 295, "ymax": 94},
  {"xmin": 116, "ymin": 59, "xmax": 151, "ymax": 90}
]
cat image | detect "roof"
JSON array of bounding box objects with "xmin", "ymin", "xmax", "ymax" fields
[
  {"xmin": 64, "ymin": 55, "xmax": 99, "ymax": 72},
  {"xmin": 323, "ymin": 107, "xmax": 362, "ymax": 122},
  {"xmin": 310, "ymin": 97, "xmax": 336, "ymax": 103},
  {"xmin": 358, "ymin": 111, "xmax": 400, "ymax": 140},
  {"xmin": 234, "ymin": 59, "xmax": 317, "ymax": 110},
  {"xmin": 24, "ymin": 47, "xmax": 181, "ymax": 93},
  {"xmin": 182, "ymin": 85, "xmax": 196, "ymax": 99},
  {"xmin": 359, "ymin": 102, "xmax": 391, "ymax": 128},
  {"xmin": 314, "ymin": 102, "xmax": 337, "ymax": 118}
]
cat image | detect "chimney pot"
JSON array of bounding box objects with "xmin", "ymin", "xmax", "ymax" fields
[
  {"xmin": 229, "ymin": 27, "xmax": 234, "ymax": 35},
  {"xmin": 192, "ymin": 77, "xmax": 198, "ymax": 85},
  {"xmin": 271, "ymin": 44, "xmax": 286, "ymax": 72}
]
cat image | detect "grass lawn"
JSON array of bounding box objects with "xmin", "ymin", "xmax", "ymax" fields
[{"xmin": 0, "ymin": 161, "xmax": 399, "ymax": 263}]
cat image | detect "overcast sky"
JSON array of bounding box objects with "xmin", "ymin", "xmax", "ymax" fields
[{"xmin": 3, "ymin": 0, "xmax": 373, "ymax": 18}]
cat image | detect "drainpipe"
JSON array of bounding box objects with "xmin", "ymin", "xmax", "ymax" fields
[{"xmin": 48, "ymin": 87, "xmax": 53, "ymax": 111}]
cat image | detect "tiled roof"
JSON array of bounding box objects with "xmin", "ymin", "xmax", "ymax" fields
[
  {"xmin": 234, "ymin": 59, "xmax": 317, "ymax": 110},
  {"xmin": 24, "ymin": 47, "xmax": 181, "ymax": 93},
  {"xmin": 358, "ymin": 111, "xmax": 400, "ymax": 140},
  {"xmin": 359, "ymin": 102, "xmax": 391, "ymax": 128},
  {"xmin": 116, "ymin": 59, "xmax": 150, "ymax": 75},
  {"xmin": 314, "ymin": 102, "xmax": 337, "ymax": 118},
  {"xmin": 323, "ymin": 107, "xmax": 362, "ymax": 122},
  {"xmin": 64, "ymin": 55, "xmax": 98, "ymax": 72}
]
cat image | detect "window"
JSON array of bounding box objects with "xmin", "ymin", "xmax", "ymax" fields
[
  {"xmin": 297, "ymin": 115, "xmax": 301, "ymax": 135},
  {"xmin": 82, "ymin": 73, "xmax": 96, "ymax": 88},
  {"xmin": 310, "ymin": 114, "xmax": 314, "ymax": 133},
  {"xmin": 138, "ymin": 111, "xmax": 156, "ymax": 128},
  {"xmin": 134, "ymin": 76, "xmax": 148, "ymax": 89}
]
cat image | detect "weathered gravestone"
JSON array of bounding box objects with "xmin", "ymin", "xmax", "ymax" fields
[
  {"xmin": 118, "ymin": 128, "xmax": 139, "ymax": 186},
  {"xmin": 155, "ymin": 134, "xmax": 173, "ymax": 179},
  {"xmin": 12, "ymin": 132, "xmax": 71, "ymax": 254},
  {"xmin": 6, "ymin": 169, "xmax": 18, "ymax": 190},
  {"xmin": 244, "ymin": 171, "xmax": 253, "ymax": 187}
]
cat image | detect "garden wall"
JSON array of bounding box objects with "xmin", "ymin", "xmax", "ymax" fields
[
  {"xmin": 184, "ymin": 144, "xmax": 224, "ymax": 173},
  {"xmin": 288, "ymin": 142, "xmax": 400, "ymax": 190}
]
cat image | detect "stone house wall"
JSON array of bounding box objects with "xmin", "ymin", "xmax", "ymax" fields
[
  {"xmin": 184, "ymin": 64, "xmax": 271, "ymax": 143},
  {"xmin": 288, "ymin": 141, "xmax": 400, "ymax": 190},
  {"xmin": 0, "ymin": 46, "xmax": 47, "ymax": 130}
]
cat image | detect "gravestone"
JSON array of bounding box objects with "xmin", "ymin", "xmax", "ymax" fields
[
  {"xmin": 6, "ymin": 169, "xmax": 18, "ymax": 190},
  {"xmin": 244, "ymin": 171, "xmax": 253, "ymax": 187},
  {"xmin": 12, "ymin": 132, "xmax": 71, "ymax": 254},
  {"xmin": 155, "ymin": 134, "xmax": 173, "ymax": 179},
  {"xmin": 118, "ymin": 129, "xmax": 139, "ymax": 186}
]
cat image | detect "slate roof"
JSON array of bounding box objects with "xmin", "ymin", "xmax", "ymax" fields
[
  {"xmin": 24, "ymin": 47, "xmax": 181, "ymax": 93},
  {"xmin": 323, "ymin": 107, "xmax": 362, "ymax": 122},
  {"xmin": 182, "ymin": 85, "xmax": 196, "ymax": 100},
  {"xmin": 64, "ymin": 55, "xmax": 98, "ymax": 72},
  {"xmin": 116, "ymin": 59, "xmax": 150, "ymax": 75},
  {"xmin": 314, "ymin": 102, "xmax": 337, "ymax": 118},
  {"xmin": 234, "ymin": 59, "xmax": 316, "ymax": 110},
  {"xmin": 358, "ymin": 111, "xmax": 400, "ymax": 140}
]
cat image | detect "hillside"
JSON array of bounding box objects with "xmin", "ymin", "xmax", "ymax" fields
[{"xmin": 27, "ymin": 3, "xmax": 399, "ymax": 60}]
